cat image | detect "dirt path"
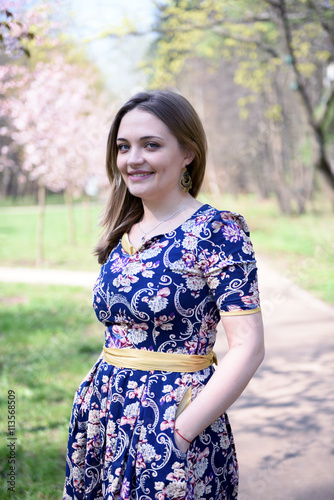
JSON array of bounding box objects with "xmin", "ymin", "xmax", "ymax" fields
[
  {"xmin": 0, "ymin": 266, "xmax": 98, "ymax": 288},
  {"xmin": 1, "ymin": 260, "xmax": 334, "ymax": 499}
]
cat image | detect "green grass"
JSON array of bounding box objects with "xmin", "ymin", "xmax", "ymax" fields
[
  {"xmin": 0, "ymin": 194, "xmax": 333, "ymax": 304},
  {"xmin": 0, "ymin": 283, "xmax": 103, "ymax": 499},
  {"xmin": 0, "ymin": 202, "xmax": 102, "ymax": 271}
]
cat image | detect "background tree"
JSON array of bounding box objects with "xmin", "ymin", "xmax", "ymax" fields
[
  {"xmin": 0, "ymin": 1, "xmax": 112, "ymax": 263},
  {"xmin": 0, "ymin": 0, "xmax": 35, "ymax": 58},
  {"xmin": 136, "ymin": 0, "xmax": 334, "ymax": 213}
]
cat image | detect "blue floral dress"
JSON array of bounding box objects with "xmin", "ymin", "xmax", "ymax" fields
[{"xmin": 63, "ymin": 204, "xmax": 261, "ymax": 500}]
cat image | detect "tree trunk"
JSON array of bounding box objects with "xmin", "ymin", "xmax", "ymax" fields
[
  {"xmin": 64, "ymin": 188, "xmax": 76, "ymax": 246},
  {"xmin": 192, "ymin": 81, "xmax": 221, "ymax": 197},
  {"xmin": 0, "ymin": 168, "xmax": 12, "ymax": 198},
  {"xmin": 277, "ymin": 0, "xmax": 334, "ymax": 197},
  {"xmin": 315, "ymin": 136, "xmax": 334, "ymax": 203},
  {"xmin": 83, "ymin": 193, "xmax": 92, "ymax": 234},
  {"xmin": 265, "ymin": 113, "xmax": 293, "ymax": 214},
  {"xmin": 36, "ymin": 184, "xmax": 45, "ymax": 266}
]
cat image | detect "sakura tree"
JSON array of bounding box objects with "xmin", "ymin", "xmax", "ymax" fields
[
  {"xmin": 0, "ymin": 1, "xmax": 114, "ymax": 263},
  {"xmin": 0, "ymin": 0, "xmax": 35, "ymax": 58},
  {"xmin": 1, "ymin": 57, "xmax": 111, "ymax": 261}
]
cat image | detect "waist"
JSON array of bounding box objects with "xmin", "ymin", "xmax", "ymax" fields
[{"xmin": 102, "ymin": 346, "xmax": 218, "ymax": 373}]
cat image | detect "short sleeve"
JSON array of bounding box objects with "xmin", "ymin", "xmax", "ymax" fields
[{"xmin": 197, "ymin": 211, "xmax": 261, "ymax": 316}]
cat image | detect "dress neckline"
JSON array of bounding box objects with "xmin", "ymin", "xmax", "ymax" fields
[{"xmin": 121, "ymin": 203, "xmax": 211, "ymax": 256}]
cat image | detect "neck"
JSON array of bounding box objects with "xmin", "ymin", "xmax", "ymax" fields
[{"xmin": 142, "ymin": 194, "xmax": 193, "ymax": 221}]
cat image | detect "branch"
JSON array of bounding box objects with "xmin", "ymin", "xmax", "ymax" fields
[
  {"xmin": 202, "ymin": 15, "xmax": 273, "ymax": 24},
  {"xmin": 307, "ymin": 0, "xmax": 334, "ymax": 48},
  {"xmin": 278, "ymin": 0, "xmax": 316, "ymax": 130},
  {"xmin": 209, "ymin": 26, "xmax": 280, "ymax": 58},
  {"xmin": 102, "ymin": 20, "xmax": 281, "ymax": 60},
  {"xmin": 150, "ymin": 17, "xmax": 275, "ymax": 36},
  {"xmin": 261, "ymin": 0, "xmax": 281, "ymax": 8}
]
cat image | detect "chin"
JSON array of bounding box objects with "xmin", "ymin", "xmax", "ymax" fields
[{"xmin": 128, "ymin": 187, "xmax": 155, "ymax": 200}]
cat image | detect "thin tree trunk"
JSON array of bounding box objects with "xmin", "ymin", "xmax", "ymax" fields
[
  {"xmin": 36, "ymin": 184, "xmax": 45, "ymax": 266},
  {"xmin": 266, "ymin": 113, "xmax": 292, "ymax": 214},
  {"xmin": 277, "ymin": 0, "xmax": 334, "ymax": 194},
  {"xmin": 193, "ymin": 82, "xmax": 221, "ymax": 197},
  {"xmin": 64, "ymin": 188, "xmax": 76, "ymax": 246},
  {"xmin": 83, "ymin": 193, "xmax": 92, "ymax": 234},
  {"xmin": 315, "ymin": 128, "xmax": 334, "ymax": 200}
]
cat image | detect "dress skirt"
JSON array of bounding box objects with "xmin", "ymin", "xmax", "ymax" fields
[{"xmin": 63, "ymin": 354, "xmax": 238, "ymax": 499}]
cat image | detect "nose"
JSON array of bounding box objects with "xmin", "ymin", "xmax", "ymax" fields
[{"xmin": 127, "ymin": 147, "xmax": 144, "ymax": 167}]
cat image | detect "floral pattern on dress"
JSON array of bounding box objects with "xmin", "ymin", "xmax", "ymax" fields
[{"xmin": 64, "ymin": 205, "xmax": 260, "ymax": 499}]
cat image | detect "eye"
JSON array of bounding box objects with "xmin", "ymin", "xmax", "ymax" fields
[
  {"xmin": 117, "ymin": 143, "xmax": 129, "ymax": 153},
  {"xmin": 145, "ymin": 142, "xmax": 160, "ymax": 150}
]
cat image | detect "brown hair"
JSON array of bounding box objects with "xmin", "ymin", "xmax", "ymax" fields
[{"xmin": 95, "ymin": 90, "xmax": 207, "ymax": 264}]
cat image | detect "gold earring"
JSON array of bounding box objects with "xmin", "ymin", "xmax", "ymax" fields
[{"xmin": 180, "ymin": 167, "xmax": 192, "ymax": 193}]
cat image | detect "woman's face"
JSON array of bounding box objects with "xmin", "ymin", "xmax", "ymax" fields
[{"xmin": 116, "ymin": 108, "xmax": 193, "ymax": 204}]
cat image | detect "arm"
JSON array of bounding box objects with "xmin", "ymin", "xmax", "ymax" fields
[{"xmin": 174, "ymin": 311, "xmax": 265, "ymax": 452}]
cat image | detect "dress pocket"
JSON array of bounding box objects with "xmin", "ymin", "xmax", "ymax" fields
[
  {"xmin": 172, "ymin": 386, "xmax": 192, "ymax": 456},
  {"xmin": 175, "ymin": 386, "xmax": 192, "ymax": 419}
]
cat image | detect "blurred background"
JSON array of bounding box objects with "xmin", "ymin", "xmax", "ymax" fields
[{"xmin": 0, "ymin": 0, "xmax": 333, "ymax": 498}]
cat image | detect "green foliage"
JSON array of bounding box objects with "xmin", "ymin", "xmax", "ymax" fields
[
  {"xmin": 146, "ymin": 0, "xmax": 277, "ymax": 89},
  {"xmin": 142, "ymin": 0, "xmax": 334, "ymax": 210},
  {"xmin": 0, "ymin": 283, "xmax": 102, "ymax": 499},
  {"xmin": 146, "ymin": 0, "xmax": 334, "ymax": 121},
  {"xmin": 264, "ymin": 104, "xmax": 283, "ymax": 123}
]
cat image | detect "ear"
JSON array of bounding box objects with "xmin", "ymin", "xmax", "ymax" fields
[{"xmin": 184, "ymin": 149, "xmax": 195, "ymax": 166}]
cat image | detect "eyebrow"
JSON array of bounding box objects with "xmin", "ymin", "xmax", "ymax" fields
[{"xmin": 116, "ymin": 135, "xmax": 164, "ymax": 142}]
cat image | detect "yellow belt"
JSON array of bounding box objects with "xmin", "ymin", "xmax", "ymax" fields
[{"xmin": 103, "ymin": 346, "xmax": 218, "ymax": 373}]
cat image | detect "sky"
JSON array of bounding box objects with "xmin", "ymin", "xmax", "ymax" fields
[{"xmin": 64, "ymin": 0, "xmax": 156, "ymax": 99}]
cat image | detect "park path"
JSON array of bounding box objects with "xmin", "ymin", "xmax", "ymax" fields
[
  {"xmin": 0, "ymin": 266, "xmax": 98, "ymax": 288},
  {"xmin": 1, "ymin": 259, "xmax": 334, "ymax": 499}
]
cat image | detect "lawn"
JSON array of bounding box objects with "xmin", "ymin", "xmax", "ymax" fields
[
  {"xmin": 0, "ymin": 193, "xmax": 333, "ymax": 304},
  {"xmin": 0, "ymin": 283, "xmax": 102, "ymax": 499},
  {"xmin": 0, "ymin": 202, "xmax": 102, "ymax": 272}
]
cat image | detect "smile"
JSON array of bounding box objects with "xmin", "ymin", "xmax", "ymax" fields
[{"xmin": 128, "ymin": 172, "xmax": 154, "ymax": 179}]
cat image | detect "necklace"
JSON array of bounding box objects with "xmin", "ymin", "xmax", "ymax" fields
[{"xmin": 138, "ymin": 199, "xmax": 192, "ymax": 243}]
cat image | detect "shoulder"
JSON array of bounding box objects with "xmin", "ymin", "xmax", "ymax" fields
[
  {"xmin": 186, "ymin": 204, "xmax": 251, "ymax": 238},
  {"xmin": 191, "ymin": 205, "xmax": 256, "ymax": 264},
  {"xmin": 209, "ymin": 209, "xmax": 251, "ymax": 239}
]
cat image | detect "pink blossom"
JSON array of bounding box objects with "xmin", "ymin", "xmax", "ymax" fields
[{"xmin": 1, "ymin": 52, "xmax": 111, "ymax": 195}]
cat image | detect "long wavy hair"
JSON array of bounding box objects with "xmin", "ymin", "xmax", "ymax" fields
[{"xmin": 95, "ymin": 90, "xmax": 207, "ymax": 264}]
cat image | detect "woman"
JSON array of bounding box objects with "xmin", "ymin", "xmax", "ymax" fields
[{"xmin": 63, "ymin": 90, "xmax": 264, "ymax": 500}]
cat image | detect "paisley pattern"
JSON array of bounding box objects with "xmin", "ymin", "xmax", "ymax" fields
[{"xmin": 63, "ymin": 205, "xmax": 260, "ymax": 499}]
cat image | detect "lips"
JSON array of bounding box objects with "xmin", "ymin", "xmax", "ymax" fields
[{"xmin": 128, "ymin": 171, "xmax": 154, "ymax": 180}]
